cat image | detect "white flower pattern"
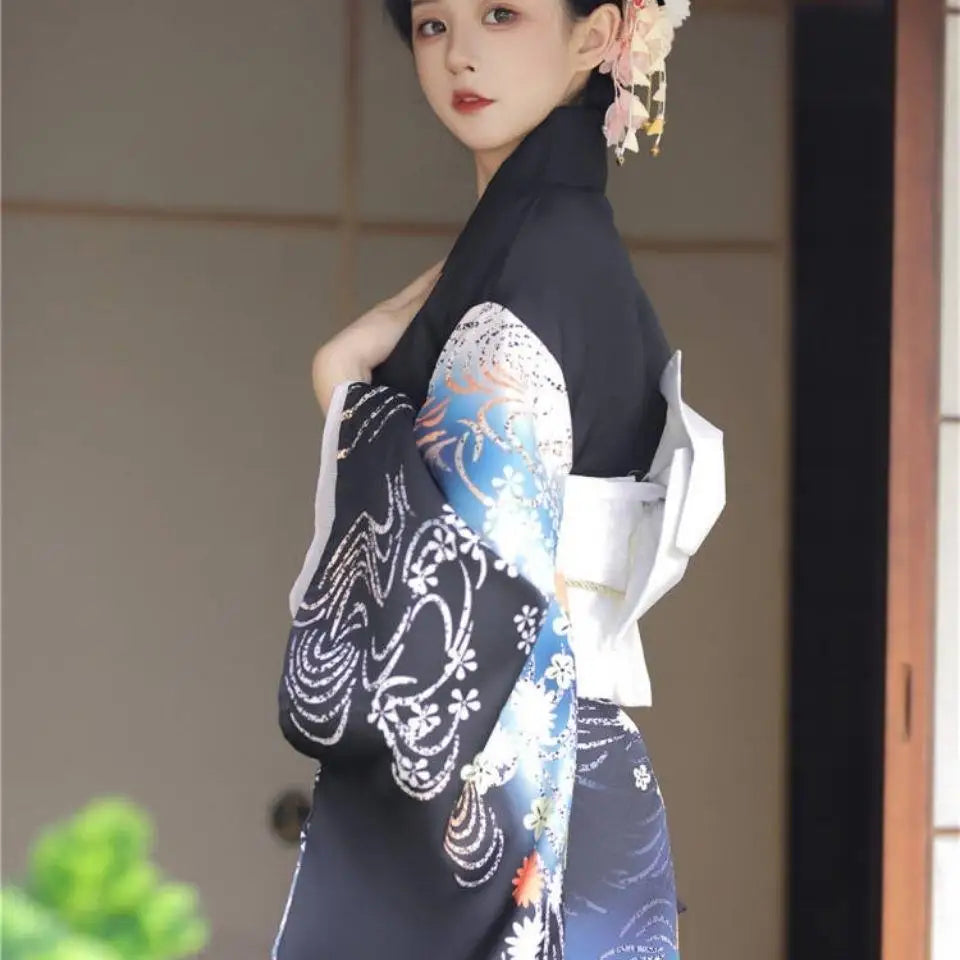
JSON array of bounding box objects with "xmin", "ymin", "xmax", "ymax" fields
[
  {"xmin": 448, "ymin": 687, "xmax": 482, "ymax": 721},
  {"xmin": 430, "ymin": 526, "xmax": 459, "ymax": 561},
  {"xmin": 458, "ymin": 527, "xmax": 485, "ymax": 561},
  {"xmin": 460, "ymin": 753, "xmax": 498, "ymax": 795},
  {"xmin": 405, "ymin": 701, "xmax": 440, "ymax": 740},
  {"xmin": 510, "ymin": 679, "xmax": 557, "ymax": 743},
  {"xmin": 523, "ymin": 795, "xmax": 555, "ymax": 840},
  {"xmin": 492, "ymin": 463, "xmax": 526, "ymax": 499},
  {"xmin": 407, "ymin": 557, "xmax": 439, "ymax": 596},
  {"xmin": 634, "ymin": 762, "xmax": 652, "ymax": 791},
  {"xmin": 544, "ymin": 653, "xmax": 575, "ymax": 691},
  {"xmin": 397, "ymin": 755, "xmax": 431, "ymax": 785},
  {"xmin": 367, "ymin": 697, "xmax": 399, "ymax": 731},
  {"xmin": 504, "ymin": 915, "xmax": 544, "ymax": 960},
  {"xmin": 449, "ymin": 646, "xmax": 478, "ymax": 681}
]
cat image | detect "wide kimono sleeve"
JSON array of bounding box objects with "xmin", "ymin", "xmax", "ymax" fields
[{"xmin": 276, "ymin": 301, "xmax": 578, "ymax": 960}]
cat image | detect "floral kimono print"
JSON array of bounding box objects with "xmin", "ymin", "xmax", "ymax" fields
[{"xmin": 272, "ymin": 103, "xmax": 726, "ymax": 960}]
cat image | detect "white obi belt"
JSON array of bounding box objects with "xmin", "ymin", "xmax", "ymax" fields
[{"xmin": 556, "ymin": 349, "xmax": 726, "ymax": 707}]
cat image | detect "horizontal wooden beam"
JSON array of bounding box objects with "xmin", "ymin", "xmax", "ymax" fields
[{"xmin": 1, "ymin": 198, "xmax": 782, "ymax": 255}]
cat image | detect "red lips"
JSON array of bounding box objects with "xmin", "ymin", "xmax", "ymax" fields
[{"xmin": 452, "ymin": 89, "xmax": 494, "ymax": 113}]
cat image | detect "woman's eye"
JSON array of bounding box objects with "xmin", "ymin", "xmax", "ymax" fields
[
  {"xmin": 482, "ymin": 7, "xmax": 517, "ymax": 25},
  {"xmin": 415, "ymin": 19, "xmax": 445, "ymax": 38}
]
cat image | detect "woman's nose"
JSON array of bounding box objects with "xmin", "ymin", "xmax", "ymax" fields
[{"xmin": 444, "ymin": 28, "xmax": 477, "ymax": 75}]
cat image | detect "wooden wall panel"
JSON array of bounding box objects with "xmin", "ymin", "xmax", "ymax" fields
[{"xmin": 883, "ymin": 0, "xmax": 945, "ymax": 956}]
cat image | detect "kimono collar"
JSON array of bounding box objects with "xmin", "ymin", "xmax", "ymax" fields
[
  {"xmin": 371, "ymin": 103, "xmax": 610, "ymax": 406},
  {"xmin": 483, "ymin": 102, "xmax": 609, "ymax": 196}
]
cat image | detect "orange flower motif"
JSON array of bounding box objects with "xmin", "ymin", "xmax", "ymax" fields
[{"xmin": 511, "ymin": 851, "xmax": 543, "ymax": 908}]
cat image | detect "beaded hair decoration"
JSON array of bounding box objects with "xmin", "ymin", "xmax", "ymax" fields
[{"xmin": 599, "ymin": 0, "xmax": 691, "ymax": 162}]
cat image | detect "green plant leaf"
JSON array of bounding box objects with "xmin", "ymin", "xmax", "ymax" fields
[{"xmin": 9, "ymin": 797, "xmax": 209, "ymax": 960}]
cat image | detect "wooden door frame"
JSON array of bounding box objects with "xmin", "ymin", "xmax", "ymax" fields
[{"xmin": 883, "ymin": 0, "xmax": 944, "ymax": 956}]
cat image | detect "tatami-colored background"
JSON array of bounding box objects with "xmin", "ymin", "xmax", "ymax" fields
[{"xmin": 2, "ymin": 2, "xmax": 790, "ymax": 957}]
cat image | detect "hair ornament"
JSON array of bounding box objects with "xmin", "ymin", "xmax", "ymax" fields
[{"xmin": 599, "ymin": 0, "xmax": 691, "ymax": 162}]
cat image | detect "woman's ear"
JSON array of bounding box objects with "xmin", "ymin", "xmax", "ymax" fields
[{"xmin": 572, "ymin": 2, "xmax": 623, "ymax": 72}]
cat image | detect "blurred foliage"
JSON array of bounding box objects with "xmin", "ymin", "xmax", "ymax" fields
[{"xmin": 1, "ymin": 796, "xmax": 210, "ymax": 960}]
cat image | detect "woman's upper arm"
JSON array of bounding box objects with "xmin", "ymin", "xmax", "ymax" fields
[
  {"xmin": 430, "ymin": 300, "xmax": 574, "ymax": 484},
  {"xmin": 417, "ymin": 301, "xmax": 574, "ymax": 596}
]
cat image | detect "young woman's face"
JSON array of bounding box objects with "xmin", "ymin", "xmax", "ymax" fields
[{"xmin": 409, "ymin": 0, "xmax": 592, "ymax": 156}]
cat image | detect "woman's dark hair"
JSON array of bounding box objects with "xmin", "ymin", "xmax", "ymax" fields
[{"xmin": 382, "ymin": 0, "xmax": 622, "ymax": 111}]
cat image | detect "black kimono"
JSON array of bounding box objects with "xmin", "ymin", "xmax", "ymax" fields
[{"xmin": 273, "ymin": 103, "xmax": 726, "ymax": 960}]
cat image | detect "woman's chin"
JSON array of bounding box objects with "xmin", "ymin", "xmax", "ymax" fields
[{"xmin": 437, "ymin": 111, "xmax": 518, "ymax": 155}]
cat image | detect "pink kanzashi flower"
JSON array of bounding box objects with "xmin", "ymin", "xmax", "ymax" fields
[{"xmin": 599, "ymin": 0, "xmax": 689, "ymax": 160}]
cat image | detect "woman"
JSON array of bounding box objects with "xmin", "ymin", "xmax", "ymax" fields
[{"xmin": 273, "ymin": 2, "xmax": 723, "ymax": 958}]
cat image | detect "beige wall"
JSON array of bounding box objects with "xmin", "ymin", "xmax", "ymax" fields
[{"xmin": 1, "ymin": 2, "xmax": 790, "ymax": 958}]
